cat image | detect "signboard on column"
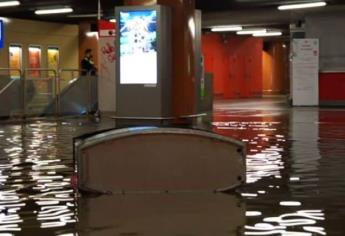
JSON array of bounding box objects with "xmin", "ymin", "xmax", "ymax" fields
[
  {"xmin": 98, "ymin": 20, "xmax": 116, "ymax": 113},
  {"xmin": 291, "ymin": 39, "xmax": 319, "ymax": 106}
]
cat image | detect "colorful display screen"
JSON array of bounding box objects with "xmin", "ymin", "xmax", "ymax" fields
[
  {"xmin": 119, "ymin": 10, "xmax": 157, "ymax": 84},
  {"xmin": 0, "ymin": 20, "xmax": 3, "ymax": 49}
]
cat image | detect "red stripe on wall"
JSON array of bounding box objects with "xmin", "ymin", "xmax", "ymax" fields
[{"xmin": 320, "ymin": 73, "xmax": 345, "ymax": 101}]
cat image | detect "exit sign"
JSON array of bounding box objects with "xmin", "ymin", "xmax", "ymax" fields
[{"xmin": 0, "ymin": 20, "xmax": 3, "ymax": 49}]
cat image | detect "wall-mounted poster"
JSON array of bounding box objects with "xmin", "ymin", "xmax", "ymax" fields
[
  {"xmin": 28, "ymin": 45, "xmax": 41, "ymax": 77},
  {"xmin": 119, "ymin": 10, "xmax": 157, "ymax": 84},
  {"xmin": 47, "ymin": 47, "xmax": 59, "ymax": 77},
  {"xmin": 9, "ymin": 44, "xmax": 22, "ymax": 79}
]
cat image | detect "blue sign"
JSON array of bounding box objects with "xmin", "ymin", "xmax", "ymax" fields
[{"xmin": 0, "ymin": 20, "xmax": 3, "ymax": 49}]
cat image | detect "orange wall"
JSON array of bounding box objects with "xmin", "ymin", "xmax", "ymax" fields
[
  {"xmin": 262, "ymin": 42, "xmax": 289, "ymax": 95},
  {"xmin": 202, "ymin": 33, "xmax": 263, "ymax": 98},
  {"xmin": 263, "ymin": 51, "xmax": 273, "ymax": 92}
]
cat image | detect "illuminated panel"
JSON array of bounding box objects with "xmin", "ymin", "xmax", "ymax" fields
[
  {"xmin": 0, "ymin": 20, "xmax": 3, "ymax": 49},
  {"xmin": 9, "ymin": 44, "xmax": 22, "ymax": 78},
  {"xmin": 119, "ymin": 10, "xmax": 157, "ymax": 84}
]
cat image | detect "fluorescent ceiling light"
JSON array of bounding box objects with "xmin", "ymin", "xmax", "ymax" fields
[
  {"xmin": 237, "ymin": 29, "xmax": 266, "ymax": 35},
  {"xmin": 278, "ymin": 1, "xmax": 327, "ymax": 10},
  {"xmin": 211, "ymin": 26, "xmax": 243, "ymax": 32},
  {"xmin": 0, "ymin": 1, "xmax": 20, "ymax": 7},
  {"xmin": 35, "ymin": 7, "xmax": 73, "ymax": 15},
  {"xmin": 253, "ymin": 31, "xmax": 283, "ymax": 37}
]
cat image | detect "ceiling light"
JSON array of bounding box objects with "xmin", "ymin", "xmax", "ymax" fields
[
  {"xmin": 109, "ymin": 19, "xmax": 116, "ymax": 23},
  {"xmin": 211, "ymin": 26, "xmax": 243, "ymax": 32},
  {"xmin": 253, "ymin": 31, "xmax": 283, "ymax": 37},
  {"xmin": 0, "ymin": 1, "xmax": 20, "ymax": 7},
  {"xmin": 278, "ymin": 1, "xmax": 327, "ymax": 10},
  {"xmin": 35, "ymin": 7, "xmax": 73, "ymax": 15},
  {"xmin": 237, "ymin": 29, "xmax": 266, "ymax": 35},
  {"xmin": 86, "ymin": 32, "xmax": 98, "ymax": 38}
]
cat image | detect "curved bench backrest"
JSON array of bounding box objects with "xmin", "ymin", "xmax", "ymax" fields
[{"xmin": 75, "ymin": 128, "xmax": 245, "ymax": 193}]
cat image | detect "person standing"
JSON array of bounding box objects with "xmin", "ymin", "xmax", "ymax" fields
[{"xmin": 81, "ymin": 48, "xmax": 97, "ymax": 75}]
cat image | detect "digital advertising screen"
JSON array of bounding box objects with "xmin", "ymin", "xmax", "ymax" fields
[{"xmin": 119, "ymin": 10, "xmax": 157, "ymax": 85}]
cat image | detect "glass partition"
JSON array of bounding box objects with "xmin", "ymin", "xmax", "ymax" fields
[{"xmin": 0, "ymin": 69, "xmax": 23, "ymax": 118}]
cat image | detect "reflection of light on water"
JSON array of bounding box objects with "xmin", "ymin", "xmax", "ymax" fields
[
  {"xmin": 213, "ymin": 121, "xmax": 285, "ymax": 184},
  {"xmin": 242, "ymin": 193, "xmax": 259, "ymax": 198},
  {"xmin": 303, "ymin": 226, "xmax": 327, "ymax": 235},
  {"xmin": 246, "ymin": 211, "xmax": 263, "ymax": 217},
  {"xmin": 213, "ymin": 117, "xmax": 327, "ymax": 236},
  {"xmin": 0, "ymin": 122, "xmax": 78, "ymax": 233},
  {"xmin": 280, "ymin": 201, "xmax": 302, "ymax": 207},
  {"xmin": 290, "ymin": 177, "xmax": 301, "ymax": 182},
  {"xmin": 245, "ymin": 210, "xmax": 326, "ymax": 235}
]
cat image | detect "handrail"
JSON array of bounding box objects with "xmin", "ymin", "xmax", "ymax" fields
[
  {"xmin": 0, "ymin": 80, "xmax": 16, "ymax": 95},
  {"xmin": 24, "ymin": 68, "xmax": 57, "ymax": 77},
  {"xmin": 0, "ymin": 68, "xmax": 22, "ymax": 75}
]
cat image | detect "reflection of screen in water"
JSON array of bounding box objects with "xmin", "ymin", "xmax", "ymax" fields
[{"xmin": 120, "ymin": 10, "xmax": 157, "ymax": 84}]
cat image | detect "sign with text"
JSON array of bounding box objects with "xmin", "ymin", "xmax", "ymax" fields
[{"xmin": 291, "ymin": 39, "xmax": 319, "ymax": 106}]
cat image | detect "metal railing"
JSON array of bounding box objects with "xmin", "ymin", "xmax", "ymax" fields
[{"xmin": 0, "ymin": 68, "xmax": 98, "ymax": 119}]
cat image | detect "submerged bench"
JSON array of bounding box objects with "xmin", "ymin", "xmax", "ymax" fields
[{"xmin": 74, "ymin": 127, "xmax": 246, "ymax": 193}]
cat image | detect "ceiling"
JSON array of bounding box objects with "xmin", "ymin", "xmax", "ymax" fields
[{"xmin": 0, "ymin": 0, "xmax": 344, "ymax": 24}]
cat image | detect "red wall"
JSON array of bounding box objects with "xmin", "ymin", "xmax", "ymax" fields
[
  {"xmin": 320, "ymin": 73, "xmax": 345, "ymax": 102},
  {"xmin": 202, "ymin": 33, "xmax": 263, "ymax": 98},
  {"xmin": 202, "ymin": 34, "xmax": 227, "ymax": 95}
]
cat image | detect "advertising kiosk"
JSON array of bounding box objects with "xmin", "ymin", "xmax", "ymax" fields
[{"xmin": 115, "ymin": 5, "xmax": 172, "ymax": 120}]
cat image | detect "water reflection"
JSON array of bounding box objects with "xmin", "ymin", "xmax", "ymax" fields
[
  {"xmin": 0, "ymin": 100, "xmax": 344, "ymax": 235},
  {"xmin": 0, "ymin": 119, "xmax": 113, "ymax": 234},
  {"xmin": 212, "ymin": 105, "xmax": 334, "ymax": 236}
]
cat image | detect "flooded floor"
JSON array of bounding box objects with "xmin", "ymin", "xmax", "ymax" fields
[{"xmin": 0, "ymin": 98, "xmax": 345, "ymax": 235}]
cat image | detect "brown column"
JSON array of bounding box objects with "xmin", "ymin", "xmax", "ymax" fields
[{"xmin": 124, "ymin": 0, "xmax": 197, "ymax": 117}]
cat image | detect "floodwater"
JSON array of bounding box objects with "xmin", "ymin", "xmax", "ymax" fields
[{"xmin": 0, "ymin": 98, "xmax": 345, "ymax": 235}]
